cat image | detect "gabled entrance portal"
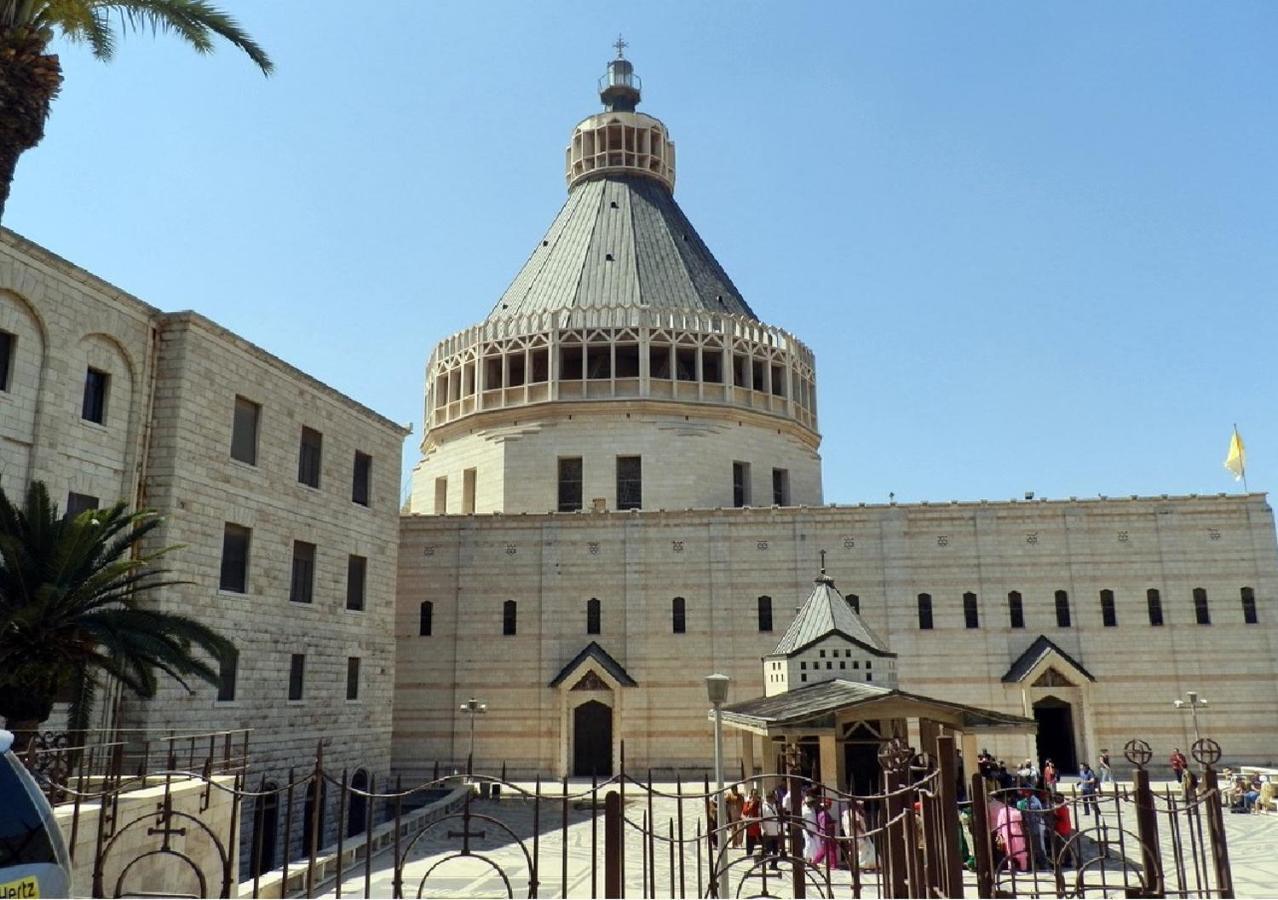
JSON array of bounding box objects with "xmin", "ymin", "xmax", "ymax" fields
[{"xmin": 573, "ymin": 700, "xmax": 613, "ymax": 776}]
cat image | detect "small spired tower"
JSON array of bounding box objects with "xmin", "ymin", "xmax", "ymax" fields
[
  {"xmin": 763, "ymin": 566, "xmax": 898, "ymax": 697},
  {"xmin": 410, "ymin": 46, "xmax": 823, "ymax": 515}
]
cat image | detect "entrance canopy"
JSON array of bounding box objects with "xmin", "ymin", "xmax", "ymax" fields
[{"xmin": 717, "ymin": 678, "xmax": 1036, "ymax": 738}]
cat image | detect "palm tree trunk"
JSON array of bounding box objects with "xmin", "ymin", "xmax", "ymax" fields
[{"xmin": 0, "ymin": 28, "xmax": 63, "ymax": 223}]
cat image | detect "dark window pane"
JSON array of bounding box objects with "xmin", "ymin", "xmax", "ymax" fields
[
  {"xmin": 558, "ymin": 457, "xmax": 583, "ymax": 512},
  {"xmin": 230, "ymin": 396, "xmax": 259, "ymax": 464},
  {"xmin": 81, "ymin": 367, "xmax": 109, "ymax": 423},
  {"xmin": 675, "ymin": 347, "xmax": 696, "ymax": 381},
  {"xmin": 648, "ymin": 345, "xmax": 670, "ymax": 379},
  {"xmin": 1055, "ymin": 590, "xmax": 1071, "ymax": 628},
  {"xmin": 848, "ymin": 593, "xmax": 860, "ymax": 614},
  {"xmin": 616, "ymin": 456, "xmax": 641, "ymax": 510},
  {"xmin": 917, "ymin": 593, "xmax": 933, "ymax": 630},
  {"xmin": 298, "ymin": 427, "xmax": 323, "ymax": 487},
  {"xmin": 290, "ymin": 541, "xmax": 315, "ymax": 604},
  {"xmin": 1147, "ymin": 589, "xmax": 1164, "ymax": 626},
  {"xmin": 346, "ymin": 657, "xmax": 360, "ymax": 701},
  {"xmin": 1100, "ymin": 589, "xmax": 1117, "ymax": 627},
  {"xmin": 772, "ymin": 468, "xmax": 789, "ymax": 506},
  {"xmin": 66, "ymin": 492, "xmax": 99, "ymax": 519},
  {"xmin": 1008, "ymin": 591, "xmax": 1025, "ymax": 629},
  {"xmin": 347, "ymin": 555, "xmax": 367, "ymax": 611},
  {"xmin": 672, "ymin": 596, "xmax": 686, "ymax": 634},
  {"xmin": 220, "ymin": 524, "xmax": 251, "ymax": 593},
  {"xmin": 963, "ymin": 592, "xmax": 979, "ymax": 629},
  {"xmin": 1241, "ymin": 587, "xmax": 1258, "ymax": 625},
  {"xmin": 419, "ymin": 601, "xmax": 433, "ymax": 636},
  {"xmin": 732, "ymin": 461, "xmax": 749, "ymax": 507},
  {"xmin": 288, "ymin": 654, "xmax": 305, "ymax": 701},
  {"xmin": 1193, "ymin": 587, "xmax": 1210, "ymax": 625},
  {"xmin": 502, "ymin": 600, "xmax": 517, "ymax": 636},
  {"xmin": 352, "ymin": 452, "xmax": 372, "ymax": 506},
  {"xmin": 217, "ymin": 649, "xmax": 238, "ymax": 702},
  {"xmin": 0, "ymin": 330, "xmax": 12, "ymax": 392},
  {"xmin": 757, "ymin": 596, "xmax": 773, "ymax": 632},
  {"xmin": 586, "ymin": 598, "xmax": 601, "ymax": 635}
]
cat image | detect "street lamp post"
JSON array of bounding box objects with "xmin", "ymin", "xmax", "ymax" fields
[
  {"xmin": 1173, "ymin": 690, "xmax": 1208, "ymax": 745},
  {"xmin": 705, "ymin": 673, "xmax": 730, "ymax": 899},
  {"xmin": 459, "ymin": 697, "xmax": 487, "ymax": 775}
]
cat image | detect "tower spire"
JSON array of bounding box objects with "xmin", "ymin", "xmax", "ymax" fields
[{"xmin": 599, "ymin": 39, "xmax": 641, "ymax": 112}]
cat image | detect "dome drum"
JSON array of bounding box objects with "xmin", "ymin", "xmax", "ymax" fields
[
  {"xmin": 425, "ymin": 306, "xmax": 818, "ymax": 440},
  {"xmin": 567, "ymin": 111, "xmax": 675, "ymax": 191}
]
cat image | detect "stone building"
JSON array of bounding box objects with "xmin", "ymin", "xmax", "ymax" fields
[
  {"xmin": 0, "ymin": 228, "xmax": 407, "ymax": 863},
  {"xmin": 392, "ymin": 52, "xmax": 1278, "ymax": 780}
]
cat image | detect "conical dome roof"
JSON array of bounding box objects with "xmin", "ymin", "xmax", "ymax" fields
[
  {"xmin": 771, "ymin": 572, "xmax": 893, "ymax": 657},
  {"xmin": 486, "ymin": 174, "xmax": 757, "ymax": 322}
]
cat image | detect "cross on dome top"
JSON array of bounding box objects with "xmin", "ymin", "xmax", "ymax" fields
[{"xmin": 613, "ymin": 34, "xmax": 628, "ymax": 58}]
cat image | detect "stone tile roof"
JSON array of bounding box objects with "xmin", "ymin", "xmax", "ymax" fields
[
  {"xmin": 486, "ymin": 174, "xmax": 757, "ymax": 321},
  {"xmin": 1001, "ymin": 635, "xmax": 1095, "ymax": 684},
  {"xmin": 719, "ymin": 679, "xmax": 1036, "ymax": 732},
  {"xmin": 769, "ymin": 573, "xmax": 894, "ymax": 658},
  {"xmin": 548, "ymin": 641, "xmax": 637, "ymax": 688}
]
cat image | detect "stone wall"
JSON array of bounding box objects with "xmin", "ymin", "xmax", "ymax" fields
[{"xmin": 393, "ymin": 494, "xmax": 1278, "ymax": 777}]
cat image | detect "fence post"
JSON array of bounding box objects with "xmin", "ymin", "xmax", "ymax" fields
[
  {"xmin": 968, "ymin": 773, "xmax": 994, "ymax": 898},
  {"xmin": 1132, "ymin": 765, "xmax": 1164, "ymax": 896},
  {"xmin": 1202, "ymin": 766, "xmax": 1233, "ymax": 899},
  {"xmin": 935, "ymin": 736, "xmax": 964, "ymax": 898},
  {"xmin": 605, "ymin": 790, "xmax": 622, "ymax": 899},
  {"xmin": 788, "ymin": 771, "xmax": 806, "ymax": 898}
]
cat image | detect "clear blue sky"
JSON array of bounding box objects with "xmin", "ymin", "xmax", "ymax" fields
[{"xmin": 7, "ymin": 1, "xmax": 1275, "ymax": 506}]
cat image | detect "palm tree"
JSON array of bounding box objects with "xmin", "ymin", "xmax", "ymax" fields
[
  {"xmin": 0, "ymin": 0, "xmax": 272, "ymax": 221},
  {"xmin": 0, "ymin": 481, "xmax": 235, "ymax": 748}
]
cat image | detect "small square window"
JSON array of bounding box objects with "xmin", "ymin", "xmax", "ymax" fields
[
  {"xmin": 853, "ymin": 661, "xmax": 859, "ymax": 669},
  {"xmin": 82, "ymin": 367, "xmax": 109, "ymax": 424},
  {"xmin": 800, "ymin": 674, "xmax": 807, "ymax": 683},
  {"xmin": 288, "ymin": 654, "xmax": 305, "ymax": 701},
  {"xmin": 230, "ymin": 396, "xmax": 259, "ymax": 464},
  {"xmin": 65, "ymin": 492, "xmax": 99, "ymax": 519},
  {"xmin": 866, "ymin": 673, "xmax": 872, "ymax": 682},
  {"xmin": 826, "ymin": 661, "xmax": 832, "ymax": 670},
  {"xmin": 800, "ymin": 661, "xmax": 806, "ymax": 671},
  {"xmin": 347, "ymin": 555, "xmax": 367, "ymax": 611},
  {"xmin": 819, "ymin": 650, "xmax": 825, "ymax": 658},
  {"xmin": 839, "ymin": 661, "xmax": 846, "ymax": 669},
  {"xmin": 346, "ymin": 657, "xmax": 360, "ymax": 701}
]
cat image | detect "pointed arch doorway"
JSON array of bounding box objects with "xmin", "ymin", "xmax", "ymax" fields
[{"xmin": 573, "ymin": 699, "xmax": 613, "ymax": 777}]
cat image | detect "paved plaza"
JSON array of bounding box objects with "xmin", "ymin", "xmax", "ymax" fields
[{"xmin": 318, "ymin": 781, "xmax": 1278, "ymax": 898}]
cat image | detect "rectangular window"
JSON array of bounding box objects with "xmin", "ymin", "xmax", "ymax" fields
[
  {"xmin": 772, "ymin": 468, "xmax": 790, "ymax": 506},
  {"xmin": 672, "ymin": 596, "xmax": 686, "ymax": 634},
  {"xmin": 1055, "ymin": 590, "xmax": 1071, "ymax": 628},
  {"xmin": 229, "ymin": 395, "xmax": 259, "ymax": 463},
  {"xmin": 586, "ymin": 598, "xmax": 601, "ymax": 635},
  {"xmin": 217, "ymin": 649, "xmax": 238, "ymax": 702},
  {"xmin": 757, "ymin": 595, "xmax": 773, "ymax": 632},
  {"xmin": 289, "ymin": 541, "xmax": 316, "ymax": 604},
  {"xmin": 963, "ymin": 592, "xmax": 979, "ymax": 629},
  {"xmin": 502, "ymin": 600, "xmax": 517, "ymax": 636},
  {"xmin": 462, "ymin": 468, "xmax": 477, "ymax": 514},
  {"xmin": 288, "ymin": 654, "xmax": 305, "ymax": 701},
  {"xmin": 1147, "ymin": 588, "xmax": 1164, "ymax": 626},
  {"xmin": 298, "ymin": 427, "xmax": 322, "ymax": 488},
  {"xmin": 848, "ymin": 594, "xmax": 860, "ymax": 614},
  {"xmin": 917, "ymin": 593, "xmax": 933, "ymax": 630},
  {"xmin": 1008, "ymin": 591, "xmax": 1025, "ymax": 629},
  {"xmin": 219, "ymin": 523, "xmax": 251, "ymax": 593},
  {"xmin": 732, "ymin": 461, "xmax": 751, "ymax": 507},
  {"xmin": 1100, "ymin": 589, "xmax": 1117, "ymax": 627},
  {"xmin": 81, "ymin": 367, "xmax": 109, "ymax": 424},
  {"xmin": 1241, "ymin": 587, "xmax": 1258, "ymax": 625},
  {"xmin": 346, "ymin": 657, "xmax": 360, "ymax": 701},
  {"xmin": 558, "ymin": 457, "xmax": 583, "ymax": 512},
  {"xmin": 352, "ymin": 452, "xmax": 372, "ymax": 506},
  {"xmin": 434, "ymin": 476, "xmax": 448, "ymax": 514},
  {"xmin": 0, "ymin": 330, "xmax": 12, "ymax": 391},
  {"xmin": 648, "ymin": 344, "xmax": 670, "ymax": 379},
  {"xmin": 346, "ymin": 555, "xmax": 367, "ymax": 611},
  {"xmin": 1193, "ymin": 587, "xmax": 1210, "ymax": 625},
  {"xmin": 65, "ymin": 492, "xmax": 99, "ymax": 518},
  {"xmin": 616, "ymin": 456, "xmax": 642, "ymax": 510},
  {"xmin": 419, "ymin": 601, "xmax": 433, "ymax": 636}
]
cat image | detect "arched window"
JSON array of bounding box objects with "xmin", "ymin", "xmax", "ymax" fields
[
  {"xmin": 847, "ymin": 593, "xmax": 860, "ymax": 614},
  {"xmin": 1100, "ymin": 589, "xmax": 1117, "ymax": 627},
  {"xmin": 917, "ymin": 593, "xmax": 933, "ymax": 630},
  {"xmin": 963, "ymin": 592, "xmax": 979, "ymax": 629},
  {"xmin": 1241, "ymin": 587, "xmax": 1258, "ymax": 624},
  {"xmin": 672, "ymin": 597, "xmax": 686, "ymax": 634},
  {"xmin": 347, "ymin": 769, "xmax": 369, "ymax": 837},
  {"xmin": 1193, "ymin": 587, "xmax": 1210, "ymax": 625},
  {"xmin": 502, "ymin": 600, "xmax": 517, "ymax": 636},
  {"xmin": 419, "ymin": 601, "xmax": 433, "ymax": 636},
  {"xmin": 1147, "ymin": 589, "xmax": 1163, "ymax": 626},
  {"xmin": 1007, "ymin": 591, "xmax": 1024, "ymax": 629},
  {"xmin": 757, "ymin": 596, "xmax": 773, "ymax": 632},
  {"xmin": 586, "ymin": 598, "xmax": 601, "ymax": 635},
  {"xmin": 1054, "ymin": 590, "xmax": 1071, "ymax": 628}
]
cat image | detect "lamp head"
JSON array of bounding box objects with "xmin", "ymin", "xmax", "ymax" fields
[
  {"xmin": 1173, "ymin": 700, "xmax": 1184, "ymax": 708},
  {"xmin": 705, "ymin": 673, "xmax": 730, "ymax": 705},
  {"xmin": 1186, "ymin": 690, "xmax": 1198, "ymax": 704}
]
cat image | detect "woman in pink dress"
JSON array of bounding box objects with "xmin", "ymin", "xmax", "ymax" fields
[
  {"xmin": 810, "ymin": 799, "xmax": 840, "ymax": 868},
  {"xmin": 994, "ymin": 800, "xmax": 1029, "ymax": 871}
]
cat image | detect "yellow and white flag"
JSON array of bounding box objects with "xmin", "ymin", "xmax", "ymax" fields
[{"xmin": 1224, "ymin": 428, "xmax": 1246, "ymax": 481}]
